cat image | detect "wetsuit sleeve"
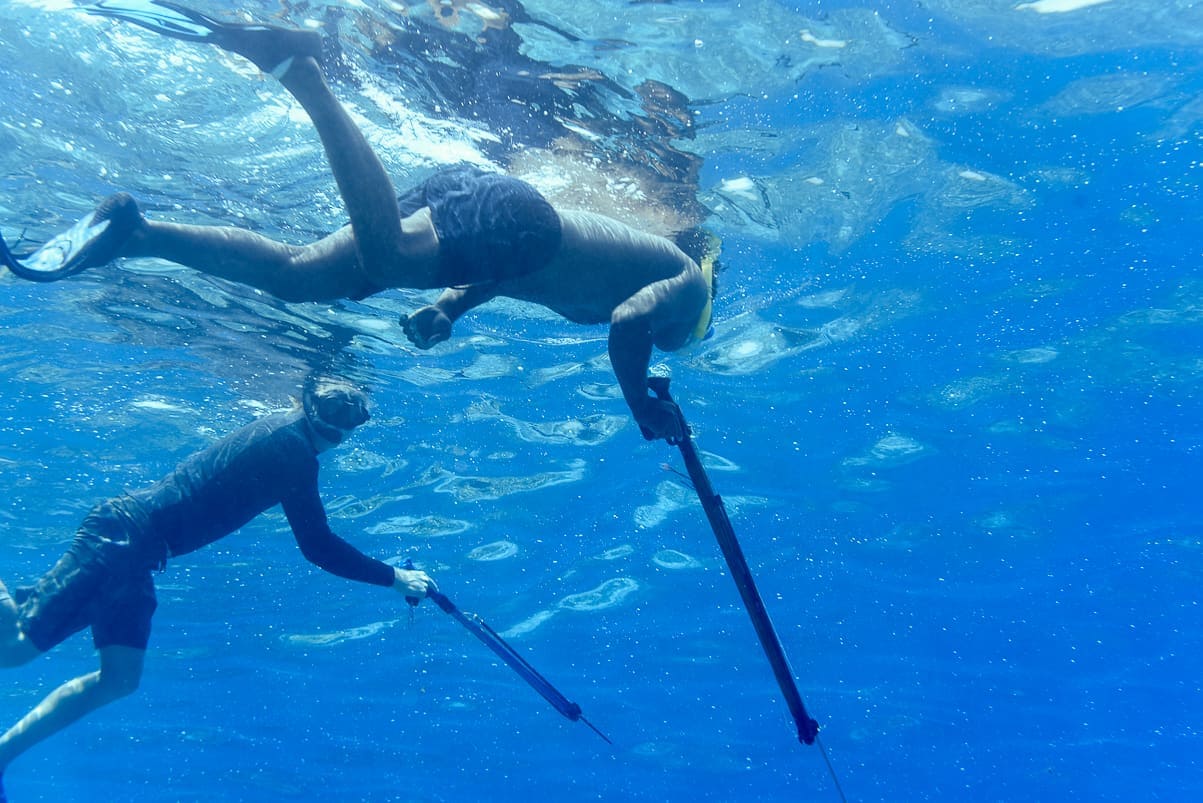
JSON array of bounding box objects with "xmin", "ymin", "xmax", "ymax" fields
[{"xmin": 281, "ymin": 473, "xmax": 395, "ymax": 587}]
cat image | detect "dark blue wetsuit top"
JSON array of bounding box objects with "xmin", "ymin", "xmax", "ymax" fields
[{"xmin": 114, "ymin": 411, "xmax": 394, "ymax": 587}]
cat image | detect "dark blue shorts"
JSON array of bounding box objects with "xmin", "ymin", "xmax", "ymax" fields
[
  {"xmin": 15, "ymin": 502, "xmax": 157, "ymax": 652},
  {"xmin": 397, "ymin": 166, "xmax": 562, "ymax": 286}
]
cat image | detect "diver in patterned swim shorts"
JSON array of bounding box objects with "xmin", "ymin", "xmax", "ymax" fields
[
  {"xmin": 0, "ymin": 379, "xmax": 436, "ymax": 800},
  {"xmin": 0, "ymin": 1, "xmax": 718, "ymax": 445}
]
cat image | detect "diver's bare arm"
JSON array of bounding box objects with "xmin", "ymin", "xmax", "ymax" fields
[
  {"xmin": 609, "ymin": 308, "xmax": 656, "ymax": 419},
  {"xmin": 609, "ymin": 272, "xmax": 707, "ymax": 441},
  {"xmin": 433, "ymin": 282, "xmax": 501, "ymax": 322},
  {"xmin": 402, "ymin": 283, "xmax": 499, "ymax": 349}
]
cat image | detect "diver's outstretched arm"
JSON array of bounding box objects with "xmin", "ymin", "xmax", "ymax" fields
[{"xmin": 402, "ymin": 283, "xmax": 500, "ymax": 349}]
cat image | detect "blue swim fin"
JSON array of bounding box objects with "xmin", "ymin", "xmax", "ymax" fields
[
  {"xmin": 2, "ymin": 194, "xmax": 140, "ymax": 283},
  {"xmin": 86, "ymin": 1, "xmax": 323, "ymax": 74}
]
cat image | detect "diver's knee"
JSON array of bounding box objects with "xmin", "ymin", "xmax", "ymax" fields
[
  {"xmin": 113, "ymin": 674, "xmax": 141, "ymax": 698},
  {"xmin": 272, "ymin": 246, "xmax": 363, "ymax": 302},
  {"xmin": 98, "ymin": 646, "xmax": 145, "ymax": 699},
  {"xmin": 269, "ymin": 277, "xmax": 318, "ymax": 303},
  {"xmin": 98, "ymin": 669, "xmax": 141, "ymax": 700},
  {"xmin": 263, "ymin": 261, "xmax": 324, "ymax": 302},
  {"xmin": 0, "ymin": 631, "xmax": 42, "ymax": 668}
]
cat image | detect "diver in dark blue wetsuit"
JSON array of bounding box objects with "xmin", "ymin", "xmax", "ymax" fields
[{"xmin": 0, "ymin": 379, "xmax": 436, "ymax": 797}]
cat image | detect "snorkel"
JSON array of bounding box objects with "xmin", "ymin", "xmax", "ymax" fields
[
  {"xmin": 690, "ymin": 251, "xmax": 716, "ymax": 343},
  {"xmin": 686, "ymin": 233, "xmax": 721, "ymax": 345}
]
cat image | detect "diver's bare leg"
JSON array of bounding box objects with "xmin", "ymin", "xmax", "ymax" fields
[
  {"xmin": 119, "ymin": 50, "xmax": 443, "ymax": 300},
  {"xmin": 0, "ymin": 646, "xmax": 144, "ymax": 771},
  {"xmin": 36, "ymin": 28, "xmax": 440, "ymax": 297},
  {"xmin": 274, "ymin": 57, "xmax": 441, "ymax": 289},
  {"xmin": 122, "ymin": 221, "xmax": 364, "ymax": 302}
]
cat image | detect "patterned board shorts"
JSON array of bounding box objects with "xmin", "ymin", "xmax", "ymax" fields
[
  {"xmin": 15, "ymin": 501, "xmax": 157, "ymax": 652},
  {"xmin": 397, "ymin": 165, "xmax": 563, "ymax": 286}
]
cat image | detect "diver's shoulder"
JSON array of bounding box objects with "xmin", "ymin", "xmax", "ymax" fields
[
  {"xmin": 220, "ymin": 410, "xmax": 309, "ymax": 454},
  {"xmin": 557, "ymin": 209, "xmax": 633, "ymax": 238},
  {"xmin": 557, "ymin": 210, "xmax": 680, "ymax": 254}
]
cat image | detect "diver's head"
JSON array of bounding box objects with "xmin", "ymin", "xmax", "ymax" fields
[{"xmin": 302, "ymin": 377, "xmax": 370, "ymax": 446}]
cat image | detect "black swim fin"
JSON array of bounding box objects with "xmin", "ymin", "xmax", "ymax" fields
[
  {"xmin": 86, "ymin": 1, "xmax": 323, "ymax": 74},
  {"xmin": 0, "ymin": 232, "xmax": 24, "ymax": 277},
  {"xmin": 87, "ymin": 0, "xmax": 218, "ymax": 43},
  {"xmin": 2, "ymin": 194, "xmax": 140, "ymax": 283}
]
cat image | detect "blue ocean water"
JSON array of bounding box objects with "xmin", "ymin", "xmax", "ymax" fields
[{"xmin": 1, "ymin": 0, "xmax": 1201, "ymax": 801}]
